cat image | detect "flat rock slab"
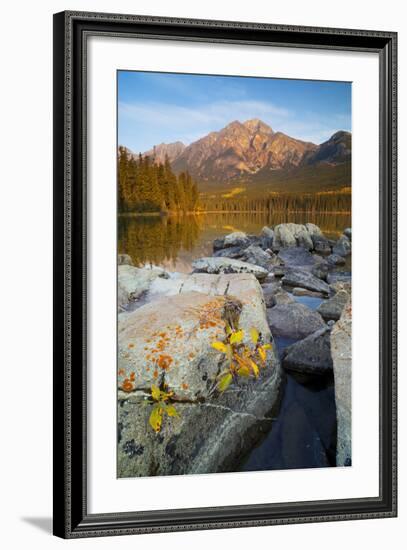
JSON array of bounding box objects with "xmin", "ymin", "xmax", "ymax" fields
[
  {"xmin": 275, "ymin": 266, "xmax": 331, "ymax": 295},
  {"xmin": 192, "ymin": 256, "xmax": 268, "ymax": 280},
  {"xmin": 267, "ymin": 302, "xmax": 326, "ymax": 339},
  {"xmin": 282, "ymin": 327, "xmax": 333, "ymax": 375}
]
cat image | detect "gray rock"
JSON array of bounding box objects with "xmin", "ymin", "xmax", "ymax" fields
[
  {"xmin": 311, "ymin": 261, "xmax": 329, "ymax": 281},
  {"xmin": 213, "ymin": 245, "xmax": 246, "ymax": 259},
  {"xmin": 117, "ymin": 275, "xmax": 282, "ymax": 477},
  {"xmin": 305, "ymin": 223, "xmax": 323, "ymax": 238},
  {"xmin": 313, "ymin": 236, "xmax": 332, "ymax": 255},
  {"xmin": 261, "ymin": 280, "xmax": 283, "ymax": 308},
  {"xmin": 268, "ymin": 289, "xmax": 295, "ymax": 307},
  {"xmin": 282, "ymin": 327, "xmax": 333, "ymax": 375},
  {"xmin": 213, "ymin": 231, "xmax": 250, "ymax": 251},
  {"xmin": 292, "ymin": 287, "xmax": 325, "ymax": 298},
  {"xmin": 281, "ymin": 267, "xmax": 331, "ymax": 295},
  {"xmin": 331, "ymin": 300, "xmax": 352, "ymax": 466},
  {"xmin": 240, "ymin": 244, "xmax": 275, "ymax": 270},
  {"xmin": 192, "ymin": 257, "xmax": 268, "ymax": 280},
  {"xmin": 118, "ymin": 265, "xmax": 168, "ymax": 311},
  {"xmin": 118, "ymin": 253, "xmax": 133, "ymax": 266},
  {"xmin": 327, "ymin": 254, "xmax": 346, "ymax": 266},
  {"xmin": 277, "ymin": 247, "xmax": 316, "ymax": 268},
  {"xmin": 273, "ymin": 223, "xmax": 313, "ymax": 251},
  {"xmin": 327, "ymin": 272, "xmax": 351, "ymax": 285},
  {"xmin": 267, "ymin": 302, "xmax": 326, "ymax": 339},
  {"xmin": 317, "ymin": 289, "xmax": 350, "ymax": 321},
  {"xmin": 343, "ymin": 228, "xmax": 352, "ymax": 240},
  {"xmin": 333, "ymin": 235, "xmax": 351, "ymax": 257},
  {"xmin": 261, "ymin": 226, "xmax": 274, "ymax": 249}
]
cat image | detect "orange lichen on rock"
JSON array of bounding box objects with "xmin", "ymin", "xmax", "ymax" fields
[
  {"xmin": 121, "ymin": 379, "xmax": 134, "ymax": 392},
  {"xmin": 157, "ymin": 354, "xmax": 173, "ymax": 370},
  {"xmin": 181, "ymin": 383, "xmax": 189, "ymax": 390},
  {"xmin": 128, "ymin": 343, "xmax": 134, "ymax": 349}
]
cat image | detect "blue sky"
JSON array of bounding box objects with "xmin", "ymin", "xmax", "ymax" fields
[{"xmin": 118, "ymin": 71, "xmax": 351, "ymax": 153}]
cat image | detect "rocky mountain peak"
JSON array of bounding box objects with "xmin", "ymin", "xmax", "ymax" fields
[{"xmin": 243, "ymin": 118, "xmax": 273, "ymax": 134}]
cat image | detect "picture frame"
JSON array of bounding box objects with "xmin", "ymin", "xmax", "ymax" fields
[{"xmin": 53, "ymin": 10, "xmax": 397, "ymax": 538}]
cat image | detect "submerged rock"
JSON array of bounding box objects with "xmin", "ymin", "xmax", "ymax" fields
[
  {"xmin": 331, "ymin": 300, "xmax": 352, "ymax": 466},
  {"xmin": 267, "ymin": 302, "xmax": 326, "ymax": 339},
  {"xmin": 292, "ymin": 287, "xmax": 325, "ymax": 298},
  {"xmin": 282, "ymin": 327, "xmax": 333, "ymax": 375},
  {"xmin": 117, "ymin": 273, "xmax": 282, "ymax": 477},
  {"xmin": 192, "ymin": 257, "xmax": 268, "ymax": 280}
]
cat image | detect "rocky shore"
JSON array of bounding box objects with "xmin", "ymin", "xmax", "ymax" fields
[{"xmin": 117, "ymin": 223, "xmax": 352, "ymax": 476}]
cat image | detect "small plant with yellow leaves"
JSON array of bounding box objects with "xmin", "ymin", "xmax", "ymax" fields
[
  {"xmin": 148, "ymin": 383, "xmax": 179, "ymax": 433},
  {"xmin": 211, "ymin": 325, "xmax": 272, "ymax": 393}
]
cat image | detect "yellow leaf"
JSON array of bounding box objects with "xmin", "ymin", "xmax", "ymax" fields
[
  {"xmin": 263, "ymin": 343, "xmax": 272, "ymax": 350},
  {"xmin": 249, "ymin": 359, "xmax": 260, "ymax": 378},
  {"xmin": 165, "ymin": 404, "xmax": 179, "ymax": 417},
  {"xmin": 250, "ymin": 327, "xmax": 259, "ymax": 345},
  {"xmin": 211, "ymin": 341, "xmax": 228, "ymax": 353},
  {"xmin": 151, "ymin": 384, "xmax": 161, "ymax": 401},
  {"xmin": 149, "ymin": 406, "xmax": 163, "ymax": 432},
  {"xmin": 237, "ymin": 366, "xmax": 251, "ymax": 377},
  {"xmin": 230, "ymin": 330, "xmax": 244, "ymax": 345},
  {"xmin": 258, "ymin": 347, "xmax": 267, "ymax": 363},
  {"xmin": 217, "ymin": 373, "xmax": 233, "ymax": 392}
]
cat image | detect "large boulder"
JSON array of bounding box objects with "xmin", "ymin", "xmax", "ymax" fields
[
  {"xmin": 192, "ymin": 257, "xmax": 268, "ymax": 280},
  {"xmin": 267, "ymin": 302, "xmax": 326, "ymax": 339},
  {"xmin": 118, "ymin": 265, "xmax": 168, "ymax": 311},
  {"xmin": 213, "ymin": 231, "xmax": 250, "ymax": 251},
  {"xmin": 282, "ymin": 327, "xmax": 333, "ymax": 375},
  {"xmin": 117, "ymin": 273, "xmax": 282, "ymax": 477},
  {"xmin": 275, "ymin": 266, "xmax": 331, "ymax": 296},
  {"xmin": 333, "ymin": 234, "xmax": 351, "ymax": 257},
  {"xmin": 273, "ymin": 223, "xmax": 313, "ymax": 251},
  {"xmin": 330, "ymin": 300, "xmax": 352, "ymax": 466}
]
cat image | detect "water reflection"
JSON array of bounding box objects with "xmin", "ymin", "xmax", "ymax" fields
[{"xmin": 118, "ymin": 211, "xmax": 351, "ymax": 272}]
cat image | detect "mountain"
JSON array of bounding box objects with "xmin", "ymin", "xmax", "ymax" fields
[
  {"xmin": 302, "ymin": 131, "xmax": 351, "ymax": 166},
  {"xmin": 132, "ymin": 119, "xmax": 351, "ymax": 194},
  {"xmin": 171, "ymin": 119, "xmax": 320, "ymax": 181},
  {"xmin": 143, "ymin": 141, "xmax": 186, "ymax": 164}
]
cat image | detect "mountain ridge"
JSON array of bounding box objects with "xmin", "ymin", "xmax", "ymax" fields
[{"xmin": 123, "ymin": 119, "xmax": 351, "ymax": 190}]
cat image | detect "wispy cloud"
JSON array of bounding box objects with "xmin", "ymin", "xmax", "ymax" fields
[{"xmin": 119, "ymin": 99, "xmax": 293, "ymax": 151}]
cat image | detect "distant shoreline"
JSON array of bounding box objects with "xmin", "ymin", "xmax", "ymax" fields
[{"xmin": 118, "ymin": 210, "xmax": 351, "ymax": 217}]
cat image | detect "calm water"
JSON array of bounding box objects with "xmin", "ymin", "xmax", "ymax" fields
[
  {"xmin": 118, "ymin": 211, "xmax": 351, "ymax": 271},
  {"xmin": 239, "ymin": 293, "xmax": 337, "ymax": 472}
]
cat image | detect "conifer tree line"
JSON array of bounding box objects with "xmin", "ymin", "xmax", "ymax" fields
[
  {"xmin": 118, "ymin": 146, "xmax": 199, "ymax": 213},
  {"xmin": 199, "ymin": 190, "xmax": 351, "ymax": 214}
]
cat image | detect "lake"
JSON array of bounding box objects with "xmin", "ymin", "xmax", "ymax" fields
[{"xmin": 118, "ymin": 211, "xmax": 351, "ymax": 271}]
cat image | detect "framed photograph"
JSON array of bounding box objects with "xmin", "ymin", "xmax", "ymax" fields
[{"xmin": 53, "ymin": 11, "xmax": 397, "ymax": 538}]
